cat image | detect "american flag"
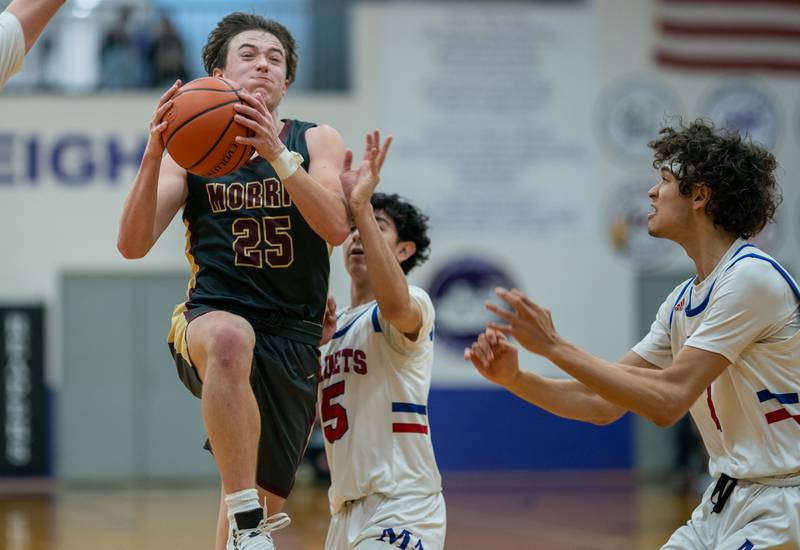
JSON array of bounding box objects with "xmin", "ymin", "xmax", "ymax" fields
[{"xmin": 655, "ymin": 0, "xmax": 800, "ymax": 72}]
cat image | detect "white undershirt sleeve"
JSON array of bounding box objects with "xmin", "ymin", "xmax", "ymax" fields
[{"xmin": 0, "ymin": 11, "xmax": 25, "ymax": 90}]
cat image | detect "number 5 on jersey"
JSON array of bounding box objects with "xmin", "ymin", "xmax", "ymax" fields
[{"xmin": 321, "ymin": 381, "xmax": 349, "ymax": 443}]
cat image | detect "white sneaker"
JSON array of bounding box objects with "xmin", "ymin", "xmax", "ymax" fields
[{"xmin": 227, "ymin": 512, "xmax": 291, "ymax": 550}]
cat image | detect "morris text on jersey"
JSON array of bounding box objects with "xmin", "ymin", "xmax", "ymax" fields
[{"xmin": 206, "ymin": 177, "xmax": 292, "ymax": 213}]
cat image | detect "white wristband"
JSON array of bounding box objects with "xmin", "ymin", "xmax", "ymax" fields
[{"xmin": 270, "ymin": 147, "xmax": 304, "ymax": 180}]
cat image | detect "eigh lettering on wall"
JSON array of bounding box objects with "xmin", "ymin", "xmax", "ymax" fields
[{"xmin": 0, "ymin": 133, "xmax": 147, "ymax": 186}]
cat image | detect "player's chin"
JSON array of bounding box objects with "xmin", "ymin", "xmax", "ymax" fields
[
  {"xmin": 346, "ymin": 256, "xmax": 367, "ymax": 275},
  {"xmin": 243, "ymin": 83, "xmax": 270, "ymax": 100},
  {"xmin": 646, "ymin": 218, "xmax": 659, "ymax": 237}
]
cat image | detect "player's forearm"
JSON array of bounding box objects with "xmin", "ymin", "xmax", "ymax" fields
[
  {"xmin": 281, "ymin": 170, "xmax": 349, "ymax": 245},
  {"xmin": 353, "ymin": 204, "xmax": 414, "ymax": 320},
  {"xmin": 505, "ymin": 371, "xmax": 627, "ymax": 425},
  {"xmin": 545, "ymin": 341, "xmax": 683, "ymax": 426},
  {"xmin": 7, "ymin": 0, "xmax": 64, "ymax": 53},
  {"xmin": 117, "ymin": 153, "xmax": 162, "ymax": 259}
]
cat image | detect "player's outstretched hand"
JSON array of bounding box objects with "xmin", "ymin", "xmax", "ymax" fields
[
  {"xmin": 341, "ymin": 130, "xmax": 393, "ymax": 213},
  {"xmin": 464, "ymin": 329, "xmax": 521, "ymax": 388},
  {"xmin": 320, "ymin": 295, "xmax": 337, "ymax": 347},
  {"xmin": 145, "ymin": 79, "xmax": 182, "ymax": 159},
  {"xmin": 485, "ymin": 287, "xmax": 562, "ymax": 357},
  {"xmin": 233, "ymin": 90, "xmax": 284, "ymax": 161}
]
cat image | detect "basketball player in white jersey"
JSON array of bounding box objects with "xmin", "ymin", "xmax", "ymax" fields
[
  {"xmin": 0, "ymin": 0, "xmax": 64, "ymax": 89},
  {"xmin": 319, "ymin": 131, "xmax": 445, "ymax": 550},
  {"xmin": 466, "ymin": 120, "xmax": 799, "ymax": 549}
]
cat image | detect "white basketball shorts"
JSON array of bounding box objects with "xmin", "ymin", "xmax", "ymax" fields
[
  {"xmin": 662, "ymin": 477, "xmax": 800, "ymax": 549},
  {"xmin": 324, "ymin": 492, "xmax": 446, "ymax": 550}
]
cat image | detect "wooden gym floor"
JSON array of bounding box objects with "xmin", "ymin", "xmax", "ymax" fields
[{"xmin": 0, "ymin": 471, "xmax": 698, "ymax": 549}]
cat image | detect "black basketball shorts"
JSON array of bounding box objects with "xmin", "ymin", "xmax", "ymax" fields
[{"xmin": 167, "ymin": 303, "xmax": 319, "ymax": 498}]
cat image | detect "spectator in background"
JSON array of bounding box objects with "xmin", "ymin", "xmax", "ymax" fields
[
  {"xmin": 99, "ymin": 5, "xmax": 146, "ymax": 89},
  {"xmin": 147, "ymin": 13, "xmax": 187, "ymax": 88},
  {"xmin": 0, "ymin": 0, "xmax": 64, "ymax": 89}
]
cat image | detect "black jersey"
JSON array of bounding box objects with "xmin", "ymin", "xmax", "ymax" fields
[{"xmin": 181, "ymin": 119, "xmax": 329, "ymax": 332}]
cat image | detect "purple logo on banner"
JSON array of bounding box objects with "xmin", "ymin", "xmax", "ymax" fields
[{"xmin": 428, "ymin": 257, "xmax": 516, "ymax": 353}]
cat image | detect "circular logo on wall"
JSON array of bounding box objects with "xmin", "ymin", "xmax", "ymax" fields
[
  {"xmin": 702, "ymin": 83, "xmax": 781, "ymax": 150},
  {"xmin": 597, "ymin": 78, "xmax": 682, "ymax": 162},
  {"xmin": 605, "ymin": 179, "xmax": 682, "ymax": 270},
  {"xmin": 428, "ymin": 257, "xmax": 517, "ymax": 353}
]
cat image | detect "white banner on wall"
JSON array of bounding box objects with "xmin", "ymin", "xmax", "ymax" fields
[
  {"xmin": 360, "ymin": 2, "xmax": 637, "ymax": 386},
  {"xmin": 372, "ymin": 2, "xmax": 595, "ymax": 234}
]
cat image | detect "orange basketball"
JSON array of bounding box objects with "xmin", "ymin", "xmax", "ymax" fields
[{"xmin": 162, "ymin": 77, "xmax": 255, "ymax": 178}]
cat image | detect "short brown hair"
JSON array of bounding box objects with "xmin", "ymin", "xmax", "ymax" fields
[{"xmin": 202, "ymin": 12, "xmax": 298, "ymax": 84}]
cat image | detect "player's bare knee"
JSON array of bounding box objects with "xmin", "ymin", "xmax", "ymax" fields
[{"xmin": 205, "ymin": 321, "xmax": 255, "ymax": 373}]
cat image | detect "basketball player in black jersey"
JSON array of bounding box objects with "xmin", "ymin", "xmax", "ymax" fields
[{"xmin": 117, "ymin": 12, "xmax": 349, "ymax": 550}]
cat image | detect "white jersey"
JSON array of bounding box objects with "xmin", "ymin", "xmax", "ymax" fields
[
  {"xmin": 634, "ymin": 239, "xmax": 800, "ymax": 480},
  {"xmin": 320, "ymin": 286, "xmax": 442, "ymax": 515},
  {"xmin": 0, "ymin": 11, "xmax": 25, "ymax": 89}
]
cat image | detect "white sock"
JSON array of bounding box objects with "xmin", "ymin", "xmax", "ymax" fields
[{"xmin": 225, "ymin": 488, "xmax": 261, "ymax": 521}]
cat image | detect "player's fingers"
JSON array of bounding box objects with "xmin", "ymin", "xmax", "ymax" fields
[
  {"xmin": 343, "ymin": 149, "xmax": 354, "ymax": 172},
  {"xmin": 510, "ymin": 289, "xmax": 539, "ymax": 316},
  {"xmin": 238, "ymin": 93, "xmax": 269, "ymax": 119},
  {"xmin": 369, "ymin": 147, "xmax": 382, "ymax": 179},
  {"xmin": 497, "ymin": 339, "xmax": 517, "ymax": 354},
  {"xmin": 509, "ymin": 288, "xmax": 546, "ymax": 316},
  {"xmin": 495, "ymin": 287, "xmax": 525, "ymax": 314},
  {"xmin": 377, "ymin": 135, "xmax": 392, "ymax": 171},
  {"xmin": 233, "ymin": 102, "xmax": 266, "ymax": 124},
  {"xmin": 485, "ymin": 302, "xmax": 515, "ymax": 322},
  {"xmin": 518, "ymin": 292, "xmax": 537, "ymax": 309},
  {"xmin": 154, "ymin": 99, "xmax": 174, "ymax": 121},
  {"xmin": 364, "ymin": 132, "xmax": 373, "ymax": 155},
  {"xmin": 476, "ymin": 332, "xmax": 495, "ymax": 362},
  {"xmin": 159, "ymin": 80, "xmax": 182, "ymax": 103},
  {"xmin": 233, "ymin": 114, "xmax": 262, "ymax": 133},
  {"xmin": 253, "ymin": 90, "xmax": 268, "ymax": 109},
  {"xmin": 469, "ymin": 341, "xmax": 489, "ymax": 368},
  {"xmin": 241, "ymin": 89, "xmax": 262, "ymax": 106},
  {"xmin": 487, "ymin": 321, "xmax": 513, "ymax": 336},
  {"xmin": 234, "ymin": 136, "xmax": 258, "ymax": 146}
]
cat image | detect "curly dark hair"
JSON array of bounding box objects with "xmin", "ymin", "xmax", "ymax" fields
[
  {"xmin": 648, "ymin": 119, "xmax": 781, "ymax": 239},
  {"xmin": 202, "ymin": 12, "xmax": 298, "ymax": 84},
  {"xmin": 371, "ymin": 192, "xmax": 431, "ymax": 274}
]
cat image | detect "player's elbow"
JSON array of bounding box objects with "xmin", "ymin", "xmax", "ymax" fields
[
  {"xmin": 327, "ymin": 227, "xmax": 349, "ymax": 246},
  {"xmin": 587, "ymin": 404, "xmax": 627, "ymax": 426},
  {"xmin": 116, "ymin": 238, "xmax": 147, "ymax": 260},
  {"xmin": 589, "ymin": 411, "xmax": 624, "ymax": 426},
  {"xmin": 650, "ymin": 406, "xmax": 685, "ymax": 428}
]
